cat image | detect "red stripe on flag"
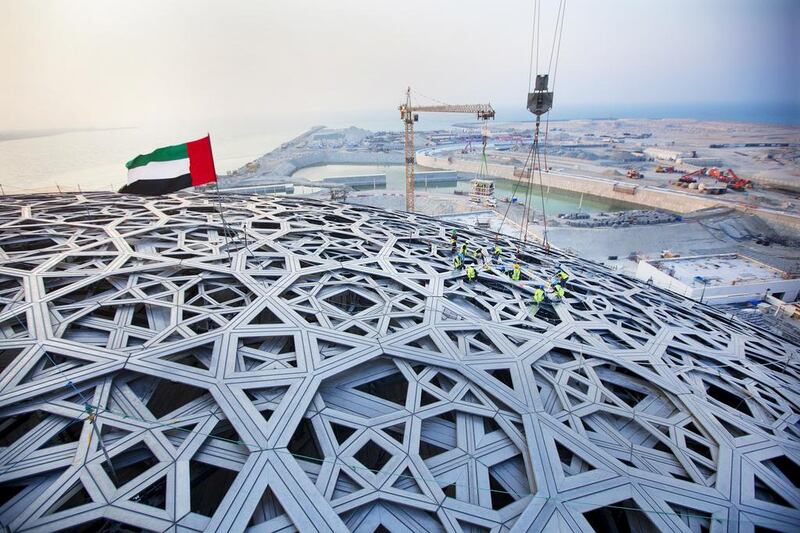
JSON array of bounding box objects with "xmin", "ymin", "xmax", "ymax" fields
[{"xmin": 186, "ymin": 136, "xmax": 217, "ymax": 186}]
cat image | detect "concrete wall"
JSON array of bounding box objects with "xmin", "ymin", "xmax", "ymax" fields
[
  {"xmin": 749, "ymin": 208, "xmax": 800, "ymax": 234},
  {"xmin": 415, "ymin": 170, "xmax": 459, "ymax": 183},
  {"xmin": 323, "ymin": 174, "xmax": 386, "ymax": 186}
]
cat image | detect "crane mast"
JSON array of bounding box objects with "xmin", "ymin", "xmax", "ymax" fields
[{"xmin": 399, "ymin": 87, "xmax": 494, "ymax": 212}]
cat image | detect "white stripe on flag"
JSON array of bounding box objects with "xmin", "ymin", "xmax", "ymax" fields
[{"xmin": 127, "ymin": 158, "xmax": 190, "ymax": 183}]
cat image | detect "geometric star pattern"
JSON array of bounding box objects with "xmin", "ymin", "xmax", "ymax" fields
[{"xmin": 0, "ymin": 192, "xmax": 798, "ymax": 532}]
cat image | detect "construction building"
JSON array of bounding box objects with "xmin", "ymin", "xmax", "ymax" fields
[
  {"xmin": 0, "ymin": 193, "xmax": 797, "ymax": 532},
  {"xmin": 643, "ymin": 147, "xmax": 688, "ymax": 161},
  {"xmin": 636, "ymin": 253, "xmax": 800, "ymax": 304}
]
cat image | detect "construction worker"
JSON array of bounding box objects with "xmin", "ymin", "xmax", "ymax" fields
[
  {"xmin": 510, "ymin": 263, "xmax": 521, "ymax": 281},
  {"xmin": 553, "ymin": 283, "xmax": 566, "ymax": 300},
  {"xmin": 529, "ymin": 284, "xmax": 546, "ymax": 316},
  {"xmin": 471, "ymin": 248, "xmax": 480, "ymax": 261},
  {"xmin": 482, "ymin": 261, "xmax": 492, "ymax": 272},
  {"xmin": 492, "ymin": 243, "xmax": 502, "ymax": 263},
  {"xmin": 459, "ymin": 243, "xmax": 468, "ymax": 256},
  {"xmin": 453, "ymin": 254, "xmax": 463, "ymax": 270},
  {"xmin": 533, "ymin": 285, "xmax": 546, "ymax": 305},
  {"xmin": 450, "ymin": 236, "xmax": 457, "ymax": 252},
  {"xmin": 554, "ymin": 266, "xmax": 570, "ymax": 287},
  {"xmin": 466, "ymin": 264, "xmax": 477, "ymax": 283}
]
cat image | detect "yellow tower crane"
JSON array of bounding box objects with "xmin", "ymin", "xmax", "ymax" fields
[{"xmin": 399, "ymin": 87, "xmax": 494, "ymax": 212}]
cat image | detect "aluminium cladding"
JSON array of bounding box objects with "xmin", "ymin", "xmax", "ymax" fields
[{"xmin": 0, "ymin": 192, "xmax": 798, "ymax": 533}]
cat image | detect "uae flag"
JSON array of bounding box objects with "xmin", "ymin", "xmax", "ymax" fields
[{"xmin": 120, "ymin": 135, "xmax": 217, "ymax": 195}]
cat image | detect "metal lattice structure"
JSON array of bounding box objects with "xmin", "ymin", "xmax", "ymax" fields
[{"xmin": 0, "ymin": 192, "xmax": 798, "ymax": 533}]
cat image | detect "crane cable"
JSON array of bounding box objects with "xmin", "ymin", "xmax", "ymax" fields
[
  {"xmin": 494, "ymin": 0, "xmax": 547, "ymax": 245},
  {"xmin": 542, "ymin": 0, "xmax": 567, "ymax": 174},
  {"xmin": 523, "ymin": 0, "xmax": 567, "ymax": 250},
  {"xmin": 494, "ymin": 138, "xmax": 537, "ymax": 241},
  {"xmin": 520, "ymin": 0, "xmax": 541, "ymax": 246},
  {"xmin": 522, "ymin": 0, "xmax": 543, "ymax": 246}
]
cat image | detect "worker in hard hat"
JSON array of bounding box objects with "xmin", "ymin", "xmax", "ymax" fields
[
  {"xmin": 471, "ymin": 247, "xmax": 480, "ymax": 261},
  {"xmin": 529, "ymin": 284, "xmax": 546, "ymax": 316},
  {"xmin": 459, "ymin": 243, "xmax": 468, "ymax": 256},
  {"xmin": 492, "ymin": 244, "xmax": 502, "ymax": 264},
  {"xmin": 552, "ymin": 283, "xmax": 566, "ymax": 300},
  {"xmin": 450, "ymin": 236, "xmax": 457, "ymax": 252},
  {"xmin": 533, "ymin": 285, "xmax": 546, "ymax": 304},
  {"xmin": 510, "ymin": 263, "xmax": 521, "ymax": 281},
  {"xmin": 554, "ymin": 266, "xmax": 570, "ymax": 287},
  {"xmin": 466, "ymin": 264, "xmax": 477, "ymax": 283},
  {"xmin": 453, "ymin": 253, "xmax": 463, "ymax": 270}
]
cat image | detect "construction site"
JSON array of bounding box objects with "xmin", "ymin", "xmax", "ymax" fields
[
  {"xmin": 1, "ymin": 1, "xmax": 799, "ymax": 532},
  {"xmin": 220, "ymin": 114, "xmax": 800, "ymax": 338},
  {"xmin": 0, "ymin": 192, "xmax": 798, "ymax": 532}
]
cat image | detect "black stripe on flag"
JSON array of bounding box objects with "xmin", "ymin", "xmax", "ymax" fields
[{"xmin": 118, "ymin": 174, "xmax": 193, "ymax": 195}]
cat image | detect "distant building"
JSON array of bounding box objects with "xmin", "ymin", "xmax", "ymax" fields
[
  {"xmin": 635, "ymin": 253, "xmax": 800, "ymax": 304},
  {"xmin": 608, "ymin": 150, "xmax": 647, "ymax": 163},
  {"xmin": 678, "ymin": 157, "xmax": 724, "ymax": 167},
  {"xmin": 643, "ymin": 147, "xmax": 688, "ymax": 161}
]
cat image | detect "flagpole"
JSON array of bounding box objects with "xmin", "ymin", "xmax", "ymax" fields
[
  {"xmin": 207, "ymin": 133, "xmax": 233, "ymax": 264},
  {"xmin": 214, "ymin": 180, "xmax": 233, "ymax": 261}
]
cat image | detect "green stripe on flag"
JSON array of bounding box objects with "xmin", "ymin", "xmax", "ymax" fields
[{"xmin": 126, "ymin": 143, "xmax": 189, "ymax": 169}]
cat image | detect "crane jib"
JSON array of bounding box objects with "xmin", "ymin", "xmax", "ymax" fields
[{"xmin": 400, "ymin": 88, "xmax": 494, "ymax": 212}]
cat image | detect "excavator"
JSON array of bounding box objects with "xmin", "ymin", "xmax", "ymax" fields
[
  {"xmin": 677, "ymin": 169, "xmax": 704, "ymax": 187},
  {"xmin": 626, "ymin": 169, "xmax": 643, "ymax": 179},
  {"xmin": 712, "ymin": 168, "xmax": 753, "ymax": 191}
]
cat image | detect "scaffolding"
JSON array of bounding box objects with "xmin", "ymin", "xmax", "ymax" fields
[{"xmin": 469, "ymin": 178, "xmax": 496, "ymax": 205}]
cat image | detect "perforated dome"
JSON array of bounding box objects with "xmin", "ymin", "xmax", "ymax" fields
[{"xmin": 0, "ymin": 193, "xmax": 798, "ymax": 532}]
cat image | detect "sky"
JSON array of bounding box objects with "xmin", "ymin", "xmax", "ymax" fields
[{"xmin": 0, "ymin": 0, "xmax": 797, "ymax": 130}]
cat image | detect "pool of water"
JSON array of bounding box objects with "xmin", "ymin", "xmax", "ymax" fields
[
  {"xmin": 291, "ymin": 163, "xmax": 431, "ymax": 190},
  {"xmin": 291, "ymin": 163, "xmax": 638, "ymax": 214}
]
